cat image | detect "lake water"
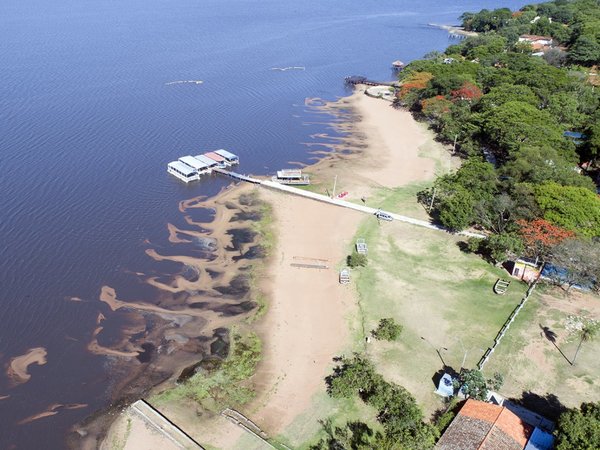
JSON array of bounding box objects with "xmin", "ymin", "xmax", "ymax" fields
[{"xmin": 0, "ymin": 0, "xmax": 526, "ymax": 447}]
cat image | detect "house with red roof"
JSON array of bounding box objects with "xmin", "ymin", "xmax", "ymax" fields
[{"xmin": 436, "ymin": 399, "xmax": 554, "ymax": 450}]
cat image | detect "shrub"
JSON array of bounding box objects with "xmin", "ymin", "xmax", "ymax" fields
[
  {"xmin": 372, "ymin": 318, "xmax": 403, "ymax": 341},
  {"xmin": 347, "ymin": 251, "xmax": 368, "ymax": 268}
]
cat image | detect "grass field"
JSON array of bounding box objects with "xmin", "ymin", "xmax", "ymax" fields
[
  {"xmin": 484, "ymin": 287, "xmax": 600, "ymax": 416},
  {"xmin": 347, "ymin": 191, "xmax": 529, "ymax": 417},
  {"xmin": 269, "ymin": 182, "xmax": 599, "ymax": 447}
]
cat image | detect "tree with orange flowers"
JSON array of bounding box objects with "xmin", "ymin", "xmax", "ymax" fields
[
  {"xmin": 450, "ymin": 81, "xmax": 483, "ymax": 102},
  {"xmin": 517, "ymin": 218, "xmax": 575, "ymax": 261}
]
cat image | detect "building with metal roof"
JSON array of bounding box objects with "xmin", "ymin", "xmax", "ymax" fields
[
  {"xmin": 214, "ymin": 149, "xmax": 239, "ymax": 163},
  {"xmin": 179, "ymin": 155, "xmax": 210, "ymax": 172},
  {"xmin": 167, "ymin": 161, "xmax": 200, "ymax": 182},
  {"xmin": 193, "ymin": 154, "xmax": 218, "ymax": 167}
]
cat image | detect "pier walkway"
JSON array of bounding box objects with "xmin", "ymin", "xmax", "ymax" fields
[
  {"xmin": 212, "ymin": 167, "xmax": 262, "ymax": 184},
  {"xmin": 210, "ymin": 169, "xmax": 484, "ymax": 238},
  {"xmin": 260, "ymin": 180, "xmax": 485, "ymax": 238}
]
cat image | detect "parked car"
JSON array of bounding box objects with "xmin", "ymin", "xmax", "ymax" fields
[{"xmin": 374, "ymin": 210, "xmax": 393, "ymax": 221}]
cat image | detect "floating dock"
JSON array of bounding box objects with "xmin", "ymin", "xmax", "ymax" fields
[{"xmin": 167, "ymin": 150, "xmax": 239, "ymax": 182}]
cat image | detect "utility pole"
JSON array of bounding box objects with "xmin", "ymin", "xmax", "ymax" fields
[
  {"xmin": 453, "ymin": 134, "xmax": 458, "ymax": 154},
  {"xmin": 428, "ymin": 187, "xmax": 437, "ymax": 213},
  {"xmin": 332, "ymin": 174, "xmax": 337, "ymax": 199}
]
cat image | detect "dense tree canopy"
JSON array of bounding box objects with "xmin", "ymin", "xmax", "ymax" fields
[
  {"xmin": 408, "ymin": 0, "xmax": 600, "ymax": 252},
  {"xmin": 555, "ymin": 402, "xmax": 600, "ymax": 450}
]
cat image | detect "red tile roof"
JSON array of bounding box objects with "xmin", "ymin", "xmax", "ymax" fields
[{"xmin": 436, "ymin": 399, "xmax": 533, "ymax": 450}]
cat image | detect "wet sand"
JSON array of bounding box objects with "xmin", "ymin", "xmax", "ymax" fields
[
  {"xmin": 98, "ymin": 89, "xmax": 451, "ymax": 449},
  {"xmin": 75, "ymin": 184, "xmax": 270, "ymax": 448},
  {"xmin": 7, "ymin": 347, "xmax": 48, "ymax": 385}
]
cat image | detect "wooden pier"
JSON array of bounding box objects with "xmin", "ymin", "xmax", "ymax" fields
[
  {"xmin": 212, "ymin": 167, "xmax": 262, "ymax": 184},
  {"xmin": 344, "ymin": 76, "xmax": 396, "ymax": 87}
]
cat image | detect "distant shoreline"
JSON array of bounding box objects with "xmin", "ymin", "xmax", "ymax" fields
[{"xmin": 428, "ymin": 23, "xmax": 478, "ymax": 37}]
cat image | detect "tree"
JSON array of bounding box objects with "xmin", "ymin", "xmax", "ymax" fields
[
  {"xmin": 534, "ymin": 182, "xmax": 600, "ymax": 237},
  {"xmin": 438, "ymin": 187, "xmax": 475, "ymax": 231},
  {"xmin": 572, "ymin": 321, "xmax": 600, "ymax": 364},
  {"xmin": 474, "ymin": 193, "xmax": 516, "ymax": 234},
  {"xmin": 569, "ymin": 35, "xmax": 600, "ymax": 65},
  {"xmin": 482, "ymin": 233, "xmax": 524, "ymax": 264},
  {"xmin": 456, "ymin": 369, "xmax": 504, "ymax": 401},
  {"xmin": 372, "ymin": 318, "xmax": 403, "ymax": 341},
  {"xmin": 450, "ymin": 81, "xmax": 483, "ymax": 103},
  {"xmin": 555, "ymin": 402, "xmax": 600, "ymax": 450},
  {"xmin": 482, "ymin": 101, "xmax": 570, "ymax": 156},
  {"xmin": 500, "ymin": 146, "xmax": 596, "ymax": 189},
  {"xmin": 326, "ymin": 354, "xmax": 379, "ymax": 399},
  {"xmin": 477, "ymin": 84, "xmax": 539, "ymax": 110},
  {"xmin": 456, "ymin": 370, "xmax": 485, "ymax": 401},
  {"xmin": 347, "ymin": 251, "xmax": 368, "ymax": 268},
  {"xmin": 421, "ymin": 95, "xmax": 453, "ymax": 121},
  {"xmin": 517, "ymin": 218, "xmax": 575, "ymax": 261},
  {"xmin": 550, "ymin": 239, "xmax": 600, "ymax": 292}
]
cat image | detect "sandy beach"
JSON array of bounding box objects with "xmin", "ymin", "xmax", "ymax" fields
[
  {"xmin": 100, "ymin": 87, "xmax": 451, "ymax": 449},
  {"xmin": 233, "ymin": 88, "xmax": 451, "ymax": 441}
]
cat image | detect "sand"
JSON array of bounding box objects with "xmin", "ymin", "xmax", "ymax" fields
[
  {"xmin": 7, "ymin": 347, "xmax": 48, "ymax": 385},
  {"xmin": 239, "ymin": 89, "xmax": 449, "ymax": 439},
  {"xmin": 99, "ymin": 89, "xmax": 450, "ymax": 449}
]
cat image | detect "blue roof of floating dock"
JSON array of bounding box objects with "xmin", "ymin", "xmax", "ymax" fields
[
  {"xmin": 214, "ymin": 149, "xmax": 238, "ymax": 161},
  {"xmin": 193, "ymin": 154, "xmax": 218, "ymax": 167},
  {"xmin": 179, "ymin": 155, "xmax": 209, "ymax": 171}
]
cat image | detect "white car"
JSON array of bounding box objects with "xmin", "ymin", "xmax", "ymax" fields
[{"xmin": 374, "ymin": 210, "xmax": 393, "ymax": 221}]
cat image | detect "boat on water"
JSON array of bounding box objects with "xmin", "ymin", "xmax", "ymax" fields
[{"xmin": 272, "ymin": 169, "xmax": 310, "ymax": 185}]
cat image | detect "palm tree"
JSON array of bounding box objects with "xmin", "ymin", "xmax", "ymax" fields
[{"xmin": 572, "ymin": 322, "xmax": 599, "ymax": 365}]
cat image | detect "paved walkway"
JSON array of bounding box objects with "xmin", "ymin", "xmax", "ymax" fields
[{"xmin": 260, "ymin": 180, "xmax": 485, "ymax": 238}]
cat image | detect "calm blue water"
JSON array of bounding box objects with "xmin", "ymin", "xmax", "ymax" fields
[{"xmin": 0, "ymin": 0, "xmax": 527, "ymax": 447}]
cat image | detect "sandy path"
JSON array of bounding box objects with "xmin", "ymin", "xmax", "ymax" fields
[{"xmin": 245, "ymin": 90, "xmax": 448, "ymax": 438}]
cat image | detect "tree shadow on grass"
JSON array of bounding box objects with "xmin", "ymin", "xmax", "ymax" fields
[{"xmin": 539, "ymin": 323, "xmax": 573, "ymax": 366}]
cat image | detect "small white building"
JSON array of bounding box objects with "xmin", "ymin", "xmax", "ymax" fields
[
  {"xmin": 167, "ymin": 161, "xmax": 200, "ymax": 183},
  {"xmin": 518, "ymin": 34, "xmax": 554, "ymax": 47}
]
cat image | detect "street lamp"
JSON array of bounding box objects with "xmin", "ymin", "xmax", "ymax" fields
[{"xmin": 421, "ymin": 336, "xmax": 448, "ymax": 367}]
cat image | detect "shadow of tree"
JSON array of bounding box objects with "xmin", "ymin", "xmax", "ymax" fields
[
  {"xmin": 539, "ymin": 323, "xmax": 572, "ymax": 365},
  {"xmin": 509, "ymin": 391, "xmax": 567, "ymax": 422}
]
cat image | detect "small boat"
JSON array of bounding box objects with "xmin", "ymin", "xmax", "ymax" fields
[
  {"xmin": 493, "ymin": 279, "xmax": 511, "ymax": 295},
  {"xmin": 339, "ymin": 268, "xmax": 350, "ymax": 285}
]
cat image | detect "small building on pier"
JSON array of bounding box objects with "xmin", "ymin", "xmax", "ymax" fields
[
  {"xmin": 179, "ymin": 155, "xmax": 211, "ymax": 173},
  {"xmin": 272, "ymin": 169, "xmax": 310, "ymax": 185},
  {"xmin": 214, "ymin": 149, "xmax": 239, "ymax": 165},
  {"xmin": 203, "ymin": 151, "xmax": 228, "ymax": 167},
  {"xmin": 194, "ymin": 154, "xmax": 219, "ymax": 168},
  {"xmin": 167, "ymin": 161, "xmax": 200, "ymax": 183},
  {"xmin": 392, "ymin": 60, "xmax": 405, "ymax": 70}
]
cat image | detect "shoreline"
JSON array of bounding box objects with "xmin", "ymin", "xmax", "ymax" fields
[
  {"xmin": 226, "ymin": 87, "xmax": 454, "ymax": 446},
  {"xmin": 97, "ymin": 86, "xmax": 454, "ymax": 448}
]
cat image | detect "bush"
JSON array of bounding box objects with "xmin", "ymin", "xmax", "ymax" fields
[
  {"xmin": 372, "ymin": 318, "xmax": 403, "ymax": 341},
  {"xmin": 347, "ymin": 251, "xmax": 368, "ymax": 268}
]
